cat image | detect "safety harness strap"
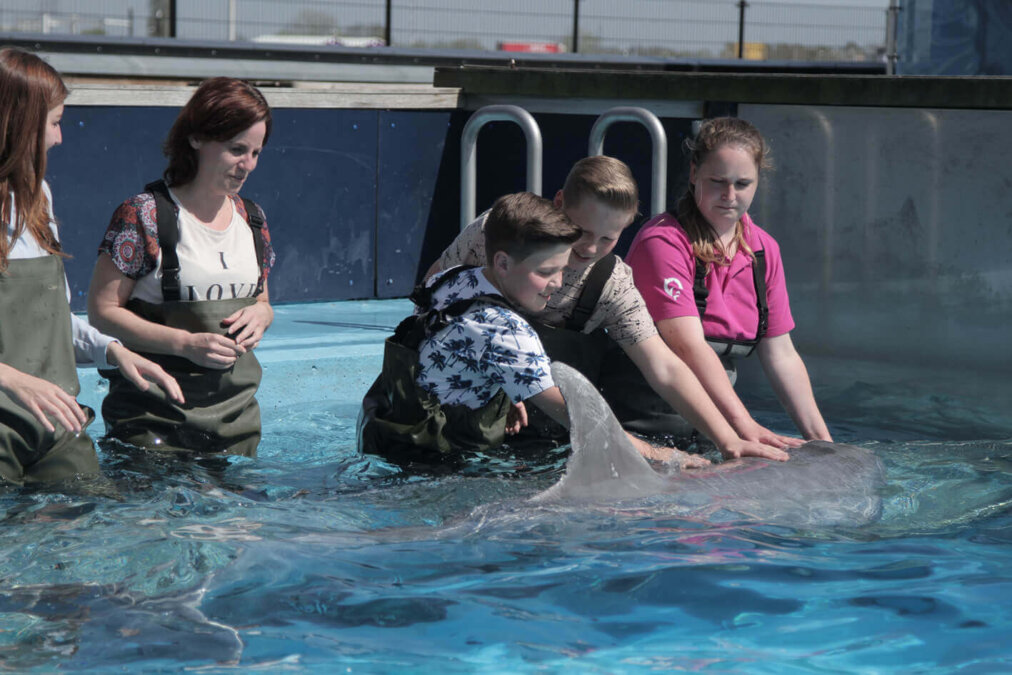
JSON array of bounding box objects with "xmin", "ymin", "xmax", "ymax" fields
[
  {"xmin": 565, "ymin": 253, "xmax": 616, "ymax": 331},
  {"xmin": 145, "ymin": 179, "xmax": 267, "ymax": 302},
  {"xmin": 692, "ymin": 247, "xmax": 769, "ymax": 355}
]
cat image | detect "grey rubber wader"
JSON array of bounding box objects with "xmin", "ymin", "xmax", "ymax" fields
[
  {"xmin": 101, "ymin": 296, "xmax": 262, "ymax": 456},
  {"xmin": 0, "ymin": 256, "xmax": 100, "ymax": 485}
]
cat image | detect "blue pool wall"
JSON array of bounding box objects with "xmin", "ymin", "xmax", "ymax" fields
[
  {"xmin": 49, "ymin": 78, "xmax": 1012, "ymax": 384},
  {"xmin": 49, "ymin": 104, "xmax": 684, "ymax": 307}
]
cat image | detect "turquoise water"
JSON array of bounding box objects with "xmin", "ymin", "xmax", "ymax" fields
[{"xmin": 1, "ymin": 300, "xmax": 1010, "ymax": 672}]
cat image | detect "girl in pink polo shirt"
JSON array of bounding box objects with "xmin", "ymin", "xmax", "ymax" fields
[{"xmin": 626, "ymin": 117, "xmax": 831, "ymax": 443}]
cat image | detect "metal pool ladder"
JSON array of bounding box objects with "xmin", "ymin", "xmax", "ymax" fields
[
  {"xmin": 460, "ymin": 105, "xmax": 543, "ymax": 230},
  {"xmin": 588, "ymin": 107, "xmax": 668, "ymax": 218}
]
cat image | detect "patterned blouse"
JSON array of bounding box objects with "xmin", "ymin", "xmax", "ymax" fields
[
  {"xmin": 98, "ymin": 191, "xmax": 276, "ymax": 291},
  {"xmin": 437, "ymin": 211, "xmax": 658, "ymax": 346},
  {"xmin": 417, "ymin": 267, "xmax": 555, "ymax": 409}
]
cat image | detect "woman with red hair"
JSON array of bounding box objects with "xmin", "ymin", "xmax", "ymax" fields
[{"xmin": 89, "ymin": 77, "xmax": 276, "ymax": 457}]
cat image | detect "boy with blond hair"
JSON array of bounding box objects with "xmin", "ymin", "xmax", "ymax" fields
[{"xmin": 427, "ymin": 156, "xmax": 796, "ymax": 461}]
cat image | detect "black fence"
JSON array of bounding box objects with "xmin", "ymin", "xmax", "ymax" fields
[{"xmin": 1, "ymin": 0, "xmax": 888, "ymax": 63}]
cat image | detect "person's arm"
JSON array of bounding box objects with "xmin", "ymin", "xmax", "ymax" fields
[
  {"xmin": 657, "ymin": 316, "xmax": 803, "ymax": 448},
  {"xmin": 87, "ymin": 253, "xmax": 245, "ymax": 369},
  {"xmin": 756, "ymin": 334, "xmax": 832, "ymax": 441},
  {"xmin": 0, "ymin": 362, "xmax": 87, "ymax": 433},
  {"xmin": 423, "ymin": 258, "xmax": 443, "ymax": 282},
  {"xmin": 622, "ymin": 335, "xmax": 790, "ymax": 461},
  {"xmin": 527, "ymin": 385, "xmax": 708, "ymax": 467}
]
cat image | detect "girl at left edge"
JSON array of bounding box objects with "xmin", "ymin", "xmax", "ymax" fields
[{"xmin": 0, "ymin": 46, "xmax": 183, "ymax": 488}]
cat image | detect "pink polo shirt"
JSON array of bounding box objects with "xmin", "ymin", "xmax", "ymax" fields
[{"xmin": 626, "ymin": 212, "xmax": 795, "ymax": 340}]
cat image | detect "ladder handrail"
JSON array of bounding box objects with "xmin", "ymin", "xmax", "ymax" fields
[
  {"xmin": 588, "ymin": 107, "xmax": 668, "ymax": 217},
  {"xmin": 460, "ymin": 105, "xmax": 543, "ymax": 230}
]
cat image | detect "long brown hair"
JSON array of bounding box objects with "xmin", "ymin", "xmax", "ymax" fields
[
  {"xmin": 0, "ymin": 46, "xmax": 68, "ymax": 271},
  {"xmin": 675, "ymin": 117, "xmax": 771, "ymax": 269},
  {"xmin": 163, "ymin": 77, "xmax": 272, "ymax": 187}
]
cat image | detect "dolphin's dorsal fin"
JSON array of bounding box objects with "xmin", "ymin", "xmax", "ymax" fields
[{"xmin": 533, "ymin": 362, "xmax": 668, "ymax": 503}]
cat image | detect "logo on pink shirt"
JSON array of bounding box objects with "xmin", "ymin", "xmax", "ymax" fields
[{"xmin": 663, "ymin": 276, "xmax": 683, "ymax": 301}]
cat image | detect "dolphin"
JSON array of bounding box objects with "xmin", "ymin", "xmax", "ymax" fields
[{"xmin": 536, "ymin": 361, "xmax": 886, "ymax": 527}]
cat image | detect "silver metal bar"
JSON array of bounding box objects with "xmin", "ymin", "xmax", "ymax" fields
[
  {"xmin": 588, "ymin": 107, "xmax": 668, "ymax": 217},
  {"xmin": 460, "ymin": 105, "xmax": 543, "ymax": 230}
]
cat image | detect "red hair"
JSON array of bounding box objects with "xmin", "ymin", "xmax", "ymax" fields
[{"xmin": 163, "ymin": 77, "xmax": 272, "ymax": 187}]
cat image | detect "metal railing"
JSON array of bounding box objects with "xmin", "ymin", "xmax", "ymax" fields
[
  {"xmin": 460, "ymin": 105, "xmax": 543, "ymax": 230},
  {"xmin": 588, "ymin": 107, "xmax": 667, "ymax": 218}
]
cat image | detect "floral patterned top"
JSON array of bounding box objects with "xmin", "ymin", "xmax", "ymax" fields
[
  {"xmin": 417, "ymin": 267, "xmax": 555, "ymax": 410},
  {"xmin": 97, "ymin": 191, "xmax": 276, "ymax": 299}
]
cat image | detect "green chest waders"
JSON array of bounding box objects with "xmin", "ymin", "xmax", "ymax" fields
[
  {"xmin": 0, "ymin": 256, "xmax": 100, "ymax": 485},
  {"xmin": 100, "ymin": 180, "xmax": 265, "ymax": 457},
  {"xmin": 101, "ymin": 297, "xmax": 263, "ymax": 457},
  {"xmin": 359, "ymin": 267, "xmax": 513, "ymax": 472}
]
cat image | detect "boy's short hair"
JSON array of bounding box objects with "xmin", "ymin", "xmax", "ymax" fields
[
  {"xmin": 484, "ymin": 192, "xmax": 581, "ymax": 266},
  {"xmin": 561, "ymin": 155, "xmax": 639, "ymax": 214}
]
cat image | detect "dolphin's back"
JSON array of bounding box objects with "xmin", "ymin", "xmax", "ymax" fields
[{"xmin": 538, "ymin": 362, "xmax": 885, "ymax": 527}]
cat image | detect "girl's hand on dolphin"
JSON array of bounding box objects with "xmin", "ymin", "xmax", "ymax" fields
[
  {"xmin": 722, "ymin": 439, "xmax": 790, "ymax": 462},
  {"xmin": 738, "ymin": 419, "xmax": 805, "ymax": 449},
  {"xmin": 505, "ymin": 401, "xmax": 528, "ymax": 435}
]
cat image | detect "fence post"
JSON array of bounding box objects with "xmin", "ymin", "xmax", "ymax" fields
[
  {"xmin": 385, "ymin": 0, "xmax": 392, "ymax": 47},
  {"xmin": 572, "ymin": 0, "xmax": 580, "ymax": 53},
  {"xmin": 737, "ymin": 0, "xmax": 748, "ymax": 59},
  {"xmin": 885, "ymin": 0, "xmax": 900, "ymax": 75}
]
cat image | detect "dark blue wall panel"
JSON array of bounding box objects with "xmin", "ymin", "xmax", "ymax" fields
[
  {"xmin": 46, "ymin": 103, "xmax": 694, "ymax": 309},
  {"xmin": 375, "ymin": 109, "xmax": 462, "ymax": 298},
  {"xmin": 47, "ymin": 106, "xmax": 178, "ymax": 310},
  {"xmin": 245, "ymin": 109, "xmax": 377, "ymax": 303},
  {"xmin": 47, "ymin": 106, "xmax": 378, "ymax": 310}
]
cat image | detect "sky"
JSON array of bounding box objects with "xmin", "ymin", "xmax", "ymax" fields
[{"xmin": 6, "ymin": 0, "xmax": 892, "ymax": 55}]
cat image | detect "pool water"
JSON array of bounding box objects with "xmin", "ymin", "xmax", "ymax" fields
[{"xmin": 1, "ymin": 300, "xmax": 1010, "ymax": 672}]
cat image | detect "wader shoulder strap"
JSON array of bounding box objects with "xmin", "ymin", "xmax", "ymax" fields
[
  {"xmin": 397, "ymin": 265, "xmax": 505, "ymax": 349},
  {"xmin": 565, "ymin": 253, "xmax": 616, "ymax": 331},
  {"xmin": 145, "ymin": 180, "xmax": 182, "ymax": 303},
  {"xmin": 693, "ymin": 245, "xmax": 769, "ymax": 356},
  {"xmin": 241, "ymin": 197, "xmax": 267, "ymax": 296},
  {"xmin": 692, "ymin": 257, "xmax": 709, "ymax": 317},
  {"xmin": 145, "ymin": 181, "xmax": 268, "ymax": 301},
  {"xmin": 752, "ymin": 249, "xmax": 768, "ymax": 341}
]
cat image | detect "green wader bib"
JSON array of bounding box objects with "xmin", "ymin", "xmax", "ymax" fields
[
  {"xmin": 359, "ymin": 267, "xmax": 513, "ymax": 472},
  {"xmin": 101, "ymin": 297, "xmax": 262, "ymax": 456},
  {"xmin": 0, "ymin": 256, "xmax": 100, "ymax": 485},
  {"xmin": 360, "ymin": 337, "xmax": 511, "ymax": 472}
]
